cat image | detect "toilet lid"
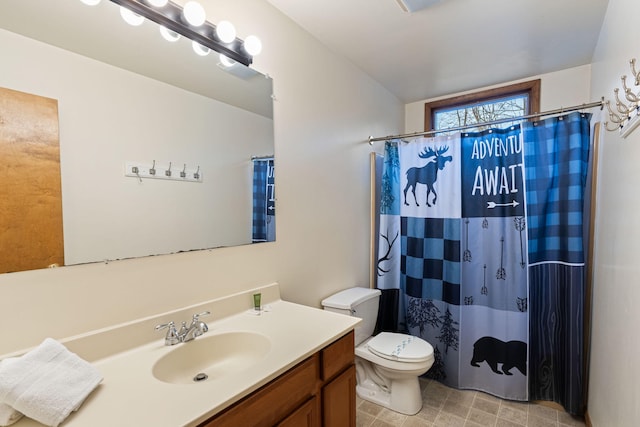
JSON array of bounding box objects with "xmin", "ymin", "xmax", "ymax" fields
[{"xmin": 367, "ymin": 332, "xmax": 433, "ymax": 363}]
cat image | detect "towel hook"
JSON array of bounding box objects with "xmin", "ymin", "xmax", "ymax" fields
[
  {"xmin": 180, "ymin": 164, "xmax": 187, "ymax": 178},
  {"xmin": 150, "ymin": 160, "xmax": 156, "ymax": 176},
  {"xmin": 165, "ymin": 162, "xmax": 172, "ymax": 177},
  {"xmin": 194, "ymin": 166, "xmax": 200, "ymax": 180}
]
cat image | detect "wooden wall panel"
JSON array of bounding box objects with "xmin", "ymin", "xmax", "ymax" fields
[{"xmin": 0, "ymin": 87, "xmax": 63, "ymax": 273}]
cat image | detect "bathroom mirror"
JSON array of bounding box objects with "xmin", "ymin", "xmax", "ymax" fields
[{"xmin": 0, "ymin": 0, "xmax": 275, "ymax": 272}]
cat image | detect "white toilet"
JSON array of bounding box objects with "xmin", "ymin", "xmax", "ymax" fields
[{"xmin": 322, "ymin": 287, "xmax": 434, "ymax": 415}]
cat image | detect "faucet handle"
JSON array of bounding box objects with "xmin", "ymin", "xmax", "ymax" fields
[
  {"xmin": 192, "ymin": 311, "xmax": 210, "ymax": 320},
  {"xmin": 191, "ymin": 311, "xmax": 210, "ymax": 337},
  {"xmin": 155, "ymin": 321, "xmax": 180, "ymax": 346}
]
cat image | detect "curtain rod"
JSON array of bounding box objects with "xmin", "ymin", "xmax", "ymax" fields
[
  {"xmin": 251, "ymin": 155, "xmax": 274, "ymax": 160},
  {"xmin": 367, "ymin": 98, "xmax": 604, "ymax": 145}
]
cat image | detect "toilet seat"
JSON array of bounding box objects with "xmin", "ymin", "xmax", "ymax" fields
[{"xmin": 367, "ymin": 332, "xmax": 433, "ymax": 363}]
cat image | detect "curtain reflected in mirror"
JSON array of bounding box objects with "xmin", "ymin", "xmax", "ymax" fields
[{"xmin": 252, "ymin": 158, "xmax": 275, "ymax": 243}]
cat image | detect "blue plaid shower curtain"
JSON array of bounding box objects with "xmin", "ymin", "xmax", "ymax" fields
[
  {"xmin": 252, "ymin": 159, "xmax": 275, "ymax": 242},
  {"xmin": 377, "ymin": 112, "xmax": 591, "ymax": 414}
]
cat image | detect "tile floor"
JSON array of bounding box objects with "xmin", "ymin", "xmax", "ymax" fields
[{"xmin": 356, "ymin": 378, "xmax": 586, "ymax": 427}]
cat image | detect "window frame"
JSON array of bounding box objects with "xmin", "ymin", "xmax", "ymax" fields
[{"xmin": 423, "ymin": 79, "xmax": 541, "ymax": 132}]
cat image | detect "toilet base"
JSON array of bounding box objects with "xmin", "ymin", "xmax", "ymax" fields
[{"xmin": 355, "ymin": 372, "xmax": 423, "ymax": 415}]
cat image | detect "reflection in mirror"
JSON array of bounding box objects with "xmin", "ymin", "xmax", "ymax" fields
[{"xmin": 0, "ymin": 0, "xmax": 275, "ymax": 273}]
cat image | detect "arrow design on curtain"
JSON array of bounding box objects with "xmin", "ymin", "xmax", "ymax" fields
[{"xmin": 487, "ymin": 200, "xmax": 520, "ymax": 209}]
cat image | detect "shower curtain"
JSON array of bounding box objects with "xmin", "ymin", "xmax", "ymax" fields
[
  {"xmin": 252, "ymin": 159, "xmax": 275, "ymax": 242},
  {"xmin": 377, "ymin": 111, "xmax": 592, "ymax": 415}
]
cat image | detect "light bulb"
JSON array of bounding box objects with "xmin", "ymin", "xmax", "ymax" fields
[
  {"xmin": 147, "ymin": 0, "xmax": 168, "ymax": 6},
  {"xmin": 183, "ymin": 1, "xmax": 206, "ymax": 26},
  {"xmin": 244, "ymin": 35, "xmax": 262, "ymax": 56},
  {"xmin": 80, "ymin": 0, "xmax": 101, "ymax": 5},
  {"xmin": 159, "ymin": 26, "xmax": 180, "ymax": 42},
  {"xmin": 120, "ymin": 7, "xmax": 144, "ymax": 26},
  {"xmin": 192, "ymin": 41, "xmax": 210, "ymax": 56},
  {"xmin": 219, "ymin": 54, "xmax": 236, "ymax": 67},
  {"xmin": 216, "ymin": 21, "xmax": 236, "ymax": 43}
]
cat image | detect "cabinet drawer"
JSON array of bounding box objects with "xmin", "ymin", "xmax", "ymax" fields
[
  {"xmin": 320, "ymin": 331, "xmax": 354, "ymax": 381},
  {"xmin": 200, "ymin": 354, "xmax": 319, "ymax": 427}
]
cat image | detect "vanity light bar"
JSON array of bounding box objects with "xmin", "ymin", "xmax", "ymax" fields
[{"xmin": 109, "ymin": 0, "xmax": 253, "ymax": 66}]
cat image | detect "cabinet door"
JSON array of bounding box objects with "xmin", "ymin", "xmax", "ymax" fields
[
  {"xmin": 322, "ymin": 364, "xmax": 356, "ymax": 427},
  {"xmin": 277, "ymin": 396, "xmax": 319, "ymax": 427}
]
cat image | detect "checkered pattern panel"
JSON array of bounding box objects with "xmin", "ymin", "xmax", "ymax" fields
[
  {"xmin": 401, "ymin": 217, "xmax": 461, "ymax": 305},
  {"xmin": 523, "ymin": 112, "xmax": 590, "ymax": 264}
]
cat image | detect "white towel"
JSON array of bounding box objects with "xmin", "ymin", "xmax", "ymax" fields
[
  {"xmin": 0, "ymin": 403, "xmax": 22, "ymax": 426},
  {"xmin": 0, "ymin": 358, "xmax": 23, "ymax": 427},
  {"xmin": 0, "ymin": 338, "xmax": 102, "ymax": 427}
]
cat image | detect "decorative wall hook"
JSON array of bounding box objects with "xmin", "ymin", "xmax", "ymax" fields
[
  {"xmin": 606, "ymin": 101, "xmax": 625, "ymax": 123},
  {"xmin": 621, "ymin": 75, "xmax": 640, "ymax": 103},
  {"xmin": 614, "ymin": 88, "xmax": 632, "ymax": 115},
  {"xmin": 631, "ymin": 58, "xmax": 640, "ymax": 86},
  {"xmin": 604, "ymin": 57, "xmax": 640, "ymax": 138}
]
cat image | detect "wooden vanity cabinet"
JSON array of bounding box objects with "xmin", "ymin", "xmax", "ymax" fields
[{"xmin": 199, "ymin": 330, "xmax": 355, "ymax": 427}]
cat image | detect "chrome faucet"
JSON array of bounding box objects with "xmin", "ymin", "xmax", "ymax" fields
[{"xmin": 155, "ymin": 311, "xmax": 210, "ymax": 346}]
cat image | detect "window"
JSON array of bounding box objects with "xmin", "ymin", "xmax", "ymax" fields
[{"xmin": 424, "ymin": 80, "xmax": 541, "ymax": 133}]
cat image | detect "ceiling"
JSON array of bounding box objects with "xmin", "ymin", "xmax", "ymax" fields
[{"xmin": 266, "ymin": 0, "xmax": 610, "ymax": 103}]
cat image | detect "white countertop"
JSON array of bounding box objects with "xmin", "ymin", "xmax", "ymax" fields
[{"xmin": 11, "ymin": 286, "xmax": 360, "ymax": 427}]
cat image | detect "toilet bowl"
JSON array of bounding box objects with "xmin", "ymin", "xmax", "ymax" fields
[{"xmin": 321, "ymin": 287, "xmax": 434, "ymax": 415}]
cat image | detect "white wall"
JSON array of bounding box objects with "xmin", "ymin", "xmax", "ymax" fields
[
  {"xmin": 588, "ymin": 0, "xmax": 640, "ymax": 425},
  {"xmin": 405, "ymin": 64, "xmax": 593, "ymax": 134},
  {"xmin": 0, "ymin": 0, "xmax": 403, "ymax": 355},
  {"xmin": 0, "ymin": 28, "xmax": 274, "ymax": 265}
]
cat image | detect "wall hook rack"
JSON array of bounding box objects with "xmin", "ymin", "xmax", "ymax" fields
[
  {"xmin": 604, "ymin": 57, "xmax": 640, "ymax": 138},
  {"xmin": 124, "ymin": 161, "xmax": 203, "ymax": 183}
]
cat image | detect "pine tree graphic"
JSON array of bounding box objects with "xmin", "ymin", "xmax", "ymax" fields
[
  {"xmin": 436, "ymin": 306, "xmax": 459, "ymax": 354},
  {"xmin": 407, "ymin": 297, "xmax": 441, "ymax": 335},
  {"xmin": 425, "ymin": 345, "xmax": 446, "ymax": 381}
]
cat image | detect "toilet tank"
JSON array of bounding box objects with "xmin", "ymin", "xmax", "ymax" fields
[{"xmin": 321, "ymin": 287, "xmax": 381, "ymax": 346}]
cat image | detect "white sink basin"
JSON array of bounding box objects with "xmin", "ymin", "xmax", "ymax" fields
[{"xmin": 152, "ymin": 331, "xmax": 271, "ymax": 384}]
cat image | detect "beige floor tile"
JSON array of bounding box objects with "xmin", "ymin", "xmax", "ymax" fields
[
  {"xmin": 496, "ymin": 419, "xmax": 526, "ymax": 427},
  {"xmin": 403, "ymin": 417, "xmax": 434, "ymax": 427},
  {"xmin": 468, "ymin": 407, "xmax": 498, "ymax": 425},
  {"xmin": 356, "ymin": 410, "xmax": 376, "ymax": 427},
  {"xmin": 359, "ymin": 399, "xmax": 385, "ymax": 417},
  {"xmin": 528, "ymin": 404, "xmax": 558, "ymax": 421},
  {"xmin": 416, "ymin": 404, "xmax": 441, "ymax": 423},
  {"xmin": 557, "ymin": 411, "xmax": 586, "ymax": 427},
  {"xmin": 356, "ymin": 382, "xmax": 586, "ymax": 427},
  {"xmin": 377, "ymin": 408, "xmax": 408, "ymax": 425},
  {"xmin": 441, "ymin": 400, "xmax": 471, "ymax": 419},
  {"xmin": 472, "ymin": 395, "xmax": 500, "ymax": 416},
  {"xmin": 527, "ymin": 414, "xmax": 558, "ymax": 427},
  {"xmin": 371, "ymin": 419, "xmax": 397, "ymax": 427},
  {"xmin": 433, "ymin": 411, "xmax": 466, "ymax": 427},
  {"xmin": 447, "ymin": 389, "xmax": 477, "ymax": 406},
  {"xmin": 498, "ymin": 405, "xmax": 528, "ymax": 425}
]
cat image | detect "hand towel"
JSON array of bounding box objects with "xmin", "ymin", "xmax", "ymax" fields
[
  {"xmin": 0, "ymin": 403, "xmax": 22, "ymax": 426},
  {"xmin": 0, "ymin": 338, "xmax": 102, "ymax": 427},
  {"xmin": 0, "ymin": 358, "xmax": 23, "ymax": 427}
]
